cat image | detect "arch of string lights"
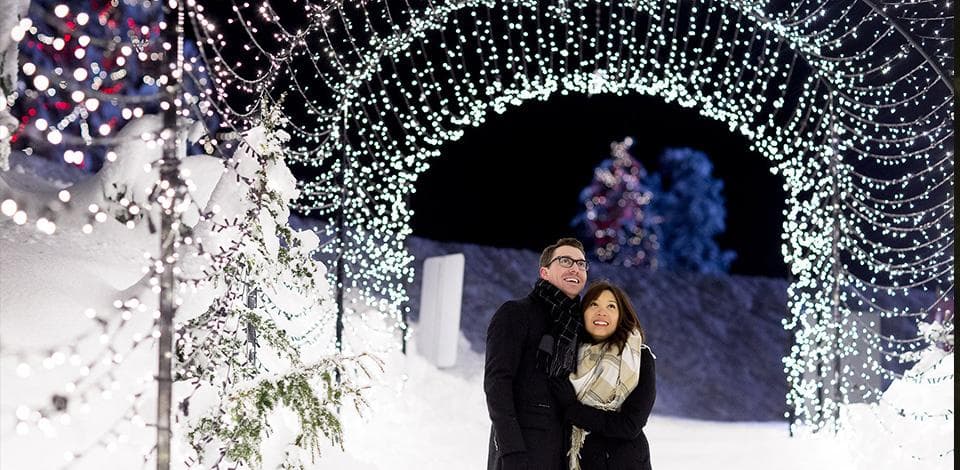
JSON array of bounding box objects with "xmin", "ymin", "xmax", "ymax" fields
[{"xmin": 184, "ymin": 0, "xmax": 954, "ymax": 432}]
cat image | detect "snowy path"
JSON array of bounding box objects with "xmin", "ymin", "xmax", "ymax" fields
[{"xmin": 318, "ymin": 330, "xmax": 851, "ymax": 470}]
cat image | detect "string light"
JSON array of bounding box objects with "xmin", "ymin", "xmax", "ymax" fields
[
  {"xmin": 184, "ymin": 0, "xmax": 953, "ymax": 433},
  {"xmin": 0, "ymin": 2, "xmax": 952, "ymax": 468}
]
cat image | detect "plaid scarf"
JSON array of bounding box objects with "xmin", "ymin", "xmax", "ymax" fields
[
  {"xmin": 531, "ymin": 279, "xmax": 582, "ymax": 378},
  {"xmin": 567, "ymin": 330, "xmax": 647, "ymax": 470}
]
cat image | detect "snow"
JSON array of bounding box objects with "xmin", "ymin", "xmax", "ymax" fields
[
  {"xmin": 0, "ymin": 212, "xmax": 159, "ymax": 469},
  {"xmin": 315, "ymin": 327, "xmax": 855, "ymax": 470},
  {"xmin": 0, "ymin": 190, "xmax": 950, "ymax": 469},
  {"xmin": 838, "ymin": 347, "xmax": 954, "ymax": 470}
]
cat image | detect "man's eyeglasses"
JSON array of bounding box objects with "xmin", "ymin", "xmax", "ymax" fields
[{"xmin": 548, "ymin": 255, "xmax": 589, "ymax": 271}]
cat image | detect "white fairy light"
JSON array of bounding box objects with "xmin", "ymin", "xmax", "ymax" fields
[
  {"xmin": 9, "ymin": 25, "xmax": 25, "ymax": 42},
  {"xmin": 0, "ymin": 2, "xmax": 950, "ymax": 467},
  {"xmin": 32, "ymin": 74, "xmax": 49, "ymax": 91},
  {"xmin": 36, "ymin": 217, "xmax": 56, "ymax": 235},
  {"xmin": 12, "ymin": 210, "xmax": 27, "ymax": 225},
  {"xmin": 1, "ymin": 199, "xmax": 17, "ymax": 216},
  {"xmin": 187, "ymin": 0, "xmax": 953, "ymax": 436}
]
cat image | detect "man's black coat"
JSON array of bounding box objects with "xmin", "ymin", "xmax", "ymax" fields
[{"xmin": 484, "ymin": 293, "xmax": 568, "ymax": 470}]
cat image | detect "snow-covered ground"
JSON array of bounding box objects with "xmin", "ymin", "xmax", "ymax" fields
[
  {"xmin": 317, "ymin": 329, "xmax": 853, "ymax": 470},
  {"xmin": 0, "ymin": 195, "xmax": 856, "ymax": 470},
  {"xmin": 0, "ymin": 138, "xmax": 951, "ymax": 469}
]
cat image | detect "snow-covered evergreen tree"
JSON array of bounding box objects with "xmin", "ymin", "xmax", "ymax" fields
[
  {"xmin": 647, "ymin": 147, "xmax": 735, "ymax": 273},
  {"xmin": 174, "ymin": 104, "xmax": 378, "ymax": 469},
  {"xmin": 0, "ymin": 0, "xmax": 29, "ymax": 170},
  {"xmin": 571, "ymin": 137, "xmax": 661, "ymax": 268}
]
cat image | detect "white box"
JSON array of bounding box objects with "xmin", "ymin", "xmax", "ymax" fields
[{"xmin": 417, "ymin": 253, "xmax": 465, "ymax": 368}]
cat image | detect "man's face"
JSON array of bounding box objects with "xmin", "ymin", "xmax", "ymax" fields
[{"xmin": 539, "ymin": 245, "xmax": 588, "ymax": 298}]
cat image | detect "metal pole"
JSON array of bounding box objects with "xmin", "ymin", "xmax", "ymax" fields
[
  {"xmin": 157, "ymin": 0, "xmax": 184, "ymax": 468},
  {"xmin": 335, "ymin": 152, "xmax": 347, "ymax": 353}
]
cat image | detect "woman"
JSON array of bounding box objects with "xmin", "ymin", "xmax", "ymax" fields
[{"xmin": 551, "ymin": 280, "xmax": 656, "ymax": 470}]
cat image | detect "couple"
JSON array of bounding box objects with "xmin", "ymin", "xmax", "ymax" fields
[{"xmin": 484, "ymin": 238, "xmax": 656, "ymax": 470}]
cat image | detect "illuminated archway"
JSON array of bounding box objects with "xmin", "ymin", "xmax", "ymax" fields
[{"xmin": 196, "ymin": 0, "xmax": 954, "ymax": 431}]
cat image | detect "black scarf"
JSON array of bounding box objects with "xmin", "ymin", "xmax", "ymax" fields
[{"xmin": 531, "ymin": 279, "xmax": 582, "ymax": 378}]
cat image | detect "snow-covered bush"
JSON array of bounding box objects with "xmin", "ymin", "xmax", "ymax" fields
[{"xmin": 838, "ymin": 319, "xmax": 954, "ymax": 470}]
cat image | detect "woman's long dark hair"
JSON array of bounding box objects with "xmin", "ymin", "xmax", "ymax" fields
[{"xmin": 580, "ymin": 280, "xmax": 645, "ymax": 351}]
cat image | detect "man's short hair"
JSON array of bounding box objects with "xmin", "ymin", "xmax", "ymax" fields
[{"xmin": 539, "ymin": 237, "xmax": 586, "ymax": 267}]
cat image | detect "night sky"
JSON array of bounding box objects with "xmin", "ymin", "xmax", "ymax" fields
[
  {"xmin": 194, "ymin": 1, "xmax": 793, "ymax": 279},
  {"xmin": 410, "ymin": 93, "xmax": 789, "ymax": 279}
]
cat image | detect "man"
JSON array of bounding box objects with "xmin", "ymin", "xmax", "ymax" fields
[{"xmin": 484, "ymin": 238, "xmax": 589, "ymax": 470}]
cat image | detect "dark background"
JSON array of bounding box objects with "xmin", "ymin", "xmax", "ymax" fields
[
  {"xmin": 410, "ymin": 93, "xmax": 789, "ymax": 278},
  {"xmin": 186, "ymin": 0, "xmax": 792, "ymax": 279}
]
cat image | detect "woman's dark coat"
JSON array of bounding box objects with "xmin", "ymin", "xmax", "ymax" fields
[
  {"xmin": 485, "ymin": 294, "xmax": 569, "ymax": 470},
  {"xmin": 566, "ymin": 347, "xmax": 656, "ymax": 470}
]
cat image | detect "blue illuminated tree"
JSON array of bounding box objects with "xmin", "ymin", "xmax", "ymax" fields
[{"xmin": 648, "ymin": 147, "xmax": 735, "ymax": 273}]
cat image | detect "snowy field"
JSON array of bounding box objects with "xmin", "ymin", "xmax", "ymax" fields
[
  {"xmin": 0, "ymin": 205, "xmax": 857, "ymax": 470},
  {"xmin": 318, "ymin": 330, "xmax": 854, "ymax": 470},
  {"xmin": 0, "ymin": 209, "xmax": 951, "ymax": 470},
  {"xmin": 0, "ymin": 140, "xmax": 951, "ymax": 469}
]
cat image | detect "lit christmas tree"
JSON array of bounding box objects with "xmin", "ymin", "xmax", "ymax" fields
[
  {"xmin": 572, "ymin": 137, "xmax": 661, "ymax": 268},
  {"xmin": 648, "ymin": 147, "xmax": 735, "ymax": 274},
  {"xmin": 9, "ymin": 0, "xmax": 211, "ymax": 171}
]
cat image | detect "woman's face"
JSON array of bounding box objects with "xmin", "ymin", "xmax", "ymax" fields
[{"xmin": 584, "ymin": 290, "xmax": 620, "ymax": 342}]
